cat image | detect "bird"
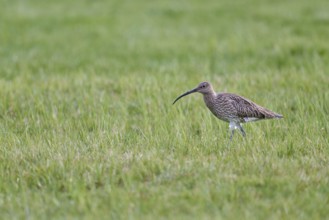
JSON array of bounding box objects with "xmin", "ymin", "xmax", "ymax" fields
[{"xmin": 173, "ymin": 81, "xmax": 283, "ymax": 140}]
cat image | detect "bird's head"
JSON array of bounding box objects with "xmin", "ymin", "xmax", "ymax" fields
[{"xmin": 173, "ymin": 81, "xmax": 214, "ymax": 104}]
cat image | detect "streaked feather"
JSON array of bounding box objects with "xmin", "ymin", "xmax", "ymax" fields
[{"xmin": 204, "ymin": 93, "xmax": 282, "ymax": 123}]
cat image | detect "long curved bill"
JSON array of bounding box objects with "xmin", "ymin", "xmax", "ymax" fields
[{"xmin": 172, "ymin": 88, "xmax": 198, "ymax": 104}]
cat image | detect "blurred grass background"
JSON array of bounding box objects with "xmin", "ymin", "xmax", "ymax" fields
[{"xmin": 0, "ymin": 0, "xmax": 328, "ymax": 219}]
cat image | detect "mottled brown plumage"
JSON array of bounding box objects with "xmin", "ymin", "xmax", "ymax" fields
[{"xmin": 173, "ymin": 82, "xmax": 283, "ymax": 140}]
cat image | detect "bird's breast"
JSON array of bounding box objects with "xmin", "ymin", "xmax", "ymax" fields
[{"xmin": 203, "ymin": 95, "xmax": 230, "ymax": 122}]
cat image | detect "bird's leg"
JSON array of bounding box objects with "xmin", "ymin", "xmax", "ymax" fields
[
  {"xmin": 238, "ymin": 124, "xmax": 246, "ymax": 138},
  {"xmin": 229, "ymin": 122, "xmax": 236, "ymax": 141},
  {"xmin": 230, "ymin": 130, "xmax": 235, "ymax": 141}
]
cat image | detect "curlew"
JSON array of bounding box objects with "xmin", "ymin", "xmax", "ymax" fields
[{"xmin": 173, "ymin": 82, "xmax": 283, "ymax": 140}]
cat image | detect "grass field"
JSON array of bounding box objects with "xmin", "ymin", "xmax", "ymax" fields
[{"xmin": 1, "ymin": 0, "xmax": 329, "ymax": 219}]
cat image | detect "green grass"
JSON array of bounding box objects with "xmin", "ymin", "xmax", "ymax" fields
[{"xmin": 1, "ymin": 0, "xmax": 329, "ymax": 219}]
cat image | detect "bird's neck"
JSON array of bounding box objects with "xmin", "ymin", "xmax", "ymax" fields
[
  {"xmin": 202, "ymin": 91, "xmax": 217, "ymax": 115},
  {"xmin": 202, "ymin": 91, "xmax": 216, "ymax": 103}
]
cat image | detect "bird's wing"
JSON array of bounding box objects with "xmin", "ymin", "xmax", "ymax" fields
[{"xmin": 226, "ymin": 93, "xmax": 276, "ymax": 120}]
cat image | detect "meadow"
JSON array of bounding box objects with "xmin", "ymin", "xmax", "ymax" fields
[{"xmin": 0, "ymin": 0, "xmax": 328, "ymax": 219}]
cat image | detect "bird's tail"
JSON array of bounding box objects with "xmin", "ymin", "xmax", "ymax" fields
[
  {"xmin": 275, "ymin": 113, "xmax": 283, "ymax": 119},
  {"xmin": 260, "ymin": 107, "xmax": 283, "ymax": 119}
]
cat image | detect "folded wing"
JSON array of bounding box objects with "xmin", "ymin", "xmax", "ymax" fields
[{"xmin": 226, "ymin": 93, "xmax": 282, "ymax": 122}]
